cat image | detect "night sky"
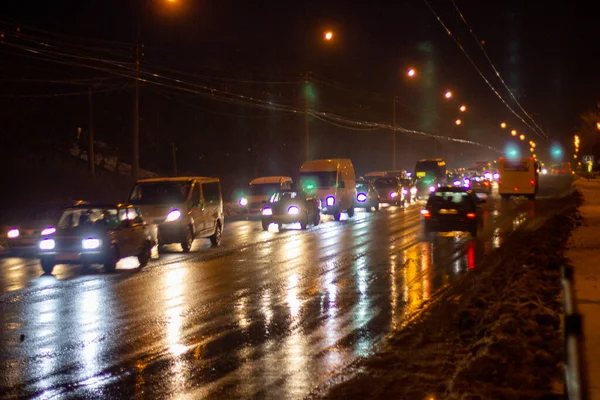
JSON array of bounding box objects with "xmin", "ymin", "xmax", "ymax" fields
[{"xmin": 1, "ymin": 0, "xmax": 599, "ymax": 181}]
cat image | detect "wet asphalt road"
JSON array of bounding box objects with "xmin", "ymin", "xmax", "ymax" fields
[{"xmin": 0, "ymin": 176, "xmax": 572, "ymax": 399}]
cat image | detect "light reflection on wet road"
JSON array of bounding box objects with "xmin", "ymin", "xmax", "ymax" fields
[{"xmin": 0, "ymin": 177, "xmax": 571, "ymax": 399}]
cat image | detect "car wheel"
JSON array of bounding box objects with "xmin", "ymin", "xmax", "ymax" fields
[
  {"xmin": 277, "ymin": 223, "xmax": 283, "ymax": 231},
  {"xmin": 313, "ymin": 211, "xmax": 320, "ymax": 226},
  {"xmin": 300, "ymin": 213, "xmax": 309, "ymax": 230},
  {"xmin": 137, "ymin": 241, "xmax": 152, "ymax": 267},
  {"xmin": 181, "ymin": 226, "xmax": 193, "ymax": 252},
  {"xmin": 366, "ymin": 204, "xmax": 372, "ymax": 213},
  {"xmin": 347, "ymin": 207, "xmax": 355, "ymax": 218},
  {"xmin": 104, "ymin": 246, "xmax": 118, "ymax": 272},
  {"xmin": 375, "ymin": 202, "xmax": 380, "ymax": 211},
  {"xmin": 210, "ymin": 222, "xmax": 222, "ymax": 247},
  {"xmin": 40, "ymin": 259, "xmax": 55, "ymax": 274},
  {"xmin": 334, "ymin": 212, "xmax": 341, "ymax": 221},
  {"xmin": 262, "ymin": 219, "xmax": 270, "ymax": 231}
]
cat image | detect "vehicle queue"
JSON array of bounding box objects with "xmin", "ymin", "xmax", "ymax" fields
[{"xmin": 0, "ymin": 156, "xmax": 540, "ymax": 274}]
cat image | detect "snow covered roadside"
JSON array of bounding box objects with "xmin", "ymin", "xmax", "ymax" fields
[
  {"xmin": 566, "ymin": 179, "xmax": 600, "ymax": 399},
  {"xmin": 318, "ymin": 192, "xmax": 581, "ymax": 400}
]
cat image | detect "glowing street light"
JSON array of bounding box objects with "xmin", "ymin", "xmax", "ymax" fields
[
  {"xmin": 519, "ymin": 134, "xmax": 525, "ymax": 141},
  {"xmin": 533, "ymin": 154, "xmax": 537, "ymax": 158},
  {"xmin": 324, "ymin": 31, "xmax": 333, "ymax": 41},
  {"xmin": 530, "ymin": 147, "xmax": 534, "ymax": 152},
  {"xmin": 597, "ymin": 122, "xmax": 600, "ymax": 131},
  {"xmin": 511, "ymin": 129, "xmax": 517, "ymax": 136},
  {"xmin": 444, "ymin": 91, "xmax": 453, "ymax": 99},
  {"xmin": 455, "ymin": 119, "xmax": 462, "ymax": 125},
  {"xmin": 407, "ymin": 68, "xmax": 416, "ymax": 78},
  {"xmin": 500, "ymin": 122, "xmax": 507, "ymax": 129},
  {"xmin": 459, "ymin": 105, "xmax": 467, "ymax": 112}
]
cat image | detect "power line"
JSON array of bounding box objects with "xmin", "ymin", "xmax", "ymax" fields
[
  {"xmin": 450, "ymin": 0, "xmax": 548, "ymax": 138},
  {"xmin": 421, "ymin": 0, "xmax": 548, "ymax": 140}
]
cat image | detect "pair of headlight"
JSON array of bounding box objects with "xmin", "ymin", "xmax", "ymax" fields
[
  {"xmin": 39, "ymin": 238, "xmax": 101, "ymax": 251},
  {"xmin": 261, "ymin": 206, "xmax": 300, "ymax": 216}
]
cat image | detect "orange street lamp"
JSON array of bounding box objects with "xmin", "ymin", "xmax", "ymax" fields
[
  {"xmin": 407, "ymin": 68, "xmax": 416, "ymax": 78},
  {"xmin": 324, "ymin": 31, "xmax": 333, "ymax": 41},
  {"xmin": 455, "ymin": 119, "xmax": 462, "ymax": 125},
  {"xmin": 511, "ymin": 129, "xmax": 517, "ymax": 136},
  {"xmin": 459, "ymin": 105, "xmax": 467, "ymax": 112},
  {"xmin": 597, "ymin": 122, "xmax": 600, "ymax": 131},
  {"xmin": 530, "ymin": 147, "xmax": 534, "ymax": 152},
  {"xmin": 519, "ymin": 134, "xmax": 525, "ymax": 140},
  {"xmin": 500, "ymin": 122, "xmax": 507, "ymax": 129},
  {"xmin": 444, "ymin": 91, "xmax": 453, "ymax": 99}
]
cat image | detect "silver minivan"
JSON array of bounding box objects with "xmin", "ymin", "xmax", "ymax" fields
[{"xmin": 128, "ymin": 177, "xmax": 224, "ymax": 252}]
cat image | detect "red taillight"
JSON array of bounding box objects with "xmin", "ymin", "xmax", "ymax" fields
[
  {"xmin": 420, "ymin": 209, "xmax": 431, "ymax": 218},
  {"xmin": 562, "ymin": 169, "xmax": 565, "ymax": 173},
  {"xmin": 466, "ymin": 212, "xmax": 476, "ymax": 219},
  {"xmin": 530, "ymin": 180, "xmax": 535, "ymax": 185},
  {"xmin": 514, "ymin": 187, "xmax": 518, "ymax": 191}
]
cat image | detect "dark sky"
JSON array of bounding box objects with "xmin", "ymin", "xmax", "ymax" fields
[{"xmin": 1, "ymin": 0, "xmax": 599, "ymax": 177}]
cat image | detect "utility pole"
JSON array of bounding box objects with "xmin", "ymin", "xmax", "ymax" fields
[
  {"xmin": 304, "ymin": 71, "xmax": 310, "ymax": 161},
  {"xmin": 392, "ymin": 95, "xmax": 396, "ymax": 170},
  {"xmin": 132, "ymin": 32, "xmax": 141, "ymax": 179},
  {"xmin": 171, "ymin": 142, "xmax": 178, "ymax": 176},
  {"xmin": 88, "ymin": 87, "xmax": 95, "ymax": 177}
]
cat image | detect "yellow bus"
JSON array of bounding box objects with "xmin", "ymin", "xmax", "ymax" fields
[{"xmin": 498, "ymin": 157, "xmax": 539, "ymax": 200}]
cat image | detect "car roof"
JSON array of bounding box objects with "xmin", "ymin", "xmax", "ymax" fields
[
  {"xmin": 136, "ymin": 176, "xmax": 218, "ymax": 183},
  {"xmin": 434, "ymin": 186, "xmax": 471, "ymax": 193},
  {"xmin": 250, "ymin": 176, "xmax": 292, "ymax": 185},
  {"xmin": 64, "ymin": 203, "xmax": 137, "ymax": 210}
]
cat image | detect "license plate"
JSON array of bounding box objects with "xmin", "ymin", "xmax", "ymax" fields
[
  {"xmin": 56, "ymin": 252, "xmax": 79, "ymax": 261},
  {"xmin": 439, "ymin": 209, "xmax": 458, "ymax": 214}
]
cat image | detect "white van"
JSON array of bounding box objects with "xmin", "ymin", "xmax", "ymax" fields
[
  {"xmin": 128, "ymin": 177, "xmax": 224, "ymax": 252},
  {"xmin": 298, "ymin": 159, "xmax": 356, "ymax": 221},
  {"xmin": 240, "ymin": 176, "xmax": 293, "ymax": 212}
]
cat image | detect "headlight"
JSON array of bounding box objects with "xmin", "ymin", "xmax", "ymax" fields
[
  {"xmin": 484, "ymin": 172, "xmax": 492, "ymax": 180},
  {"xmin": 7, "ymin": 228, "xmax": 19, "ymax": 239},
  {"xmin": 390, "ymin": 191, "xmax": 398, "ymax": 198},
  {"xmin": 166, "ymin": 209, "xmax": 181, "ymax": 222},
  {"xmin": 429, "ymin": 185, "xmax": 436, "ymax": 193},
  {"xmin": 453, "ymin": 180, "xmax": 461, "ymax": 186},
  {"xmin": 41, "ymin": 227, "xmax": 56, "ymax": 236},
  {"xmin": 39, "ymin": 239, "xmax": 55, "ymax": 250},
  {"xmin": 287, "ymin": 206, "xmax": 300, "ymax": 215},
  {"xmin": 239, "ymin": 197, "xmax": 248, "ymax": 207},
  {"xmin": 474, "ymin": 177, "xmax": 481, "ymax": 182},
  {"xmin": 493, "ymin": 172, "xmax": 500, "ymax": 180},
  {"xmin": 542, "ymin": 168, "xmax": 548, "ymax": 175},
  {"xmin": 262, "ymin": 207, "xmax": 273, "ymax": 216},
  {"xmin": 356, "ymin": 193, "xmax": 367, "ymax": 202},
  {"xmin": 326, "ymin": 196, "xmax": 336, "ymax": 206},
  {"xmin": 410, "ymin": 187, "xmax": 417, "ymax": 195},
  {"xmin": 82, "ymin": 238, "xmax": 101, "ymax": 250},
  {"xmin": 402, "ymin": 189, "xmax": 408, "ymax": 195}
]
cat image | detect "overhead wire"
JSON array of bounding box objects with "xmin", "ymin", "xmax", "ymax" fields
[
  {"xmin": 1, "ymin": 23, "xmax": 500, "ymax": 152},
  {"xmin": 450, "ymin": 0, "xmax": 548, "ymax": 138},
  {"xmin": 421, "ymin": 0, "xmax": 548, "ymax": 140}
]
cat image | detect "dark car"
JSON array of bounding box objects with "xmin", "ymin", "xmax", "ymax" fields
[
  {"xmin": 0, "ymin": 201, "xmax": 88, "ymax": 253},
  {"xmin": 38, "ymin": 204, "xmax": 155, "ymax": 274},
  {"xmin": 355, "ymin": 180, "xmax": 380, "ymax": 212},
  {"xmin": 373, "ymin": 177, "xmax": 405, "ymax": 206},
  {"xmin": 467, "ymin": 175, "xmax": 492, "ymax": 195},
  {"xmin": 421, "ymin": 187, "xmax": 485, "ymax": 237},
  {"xmin": 261, "ymin": 190, "xmax": 320, "ymax": 231}
]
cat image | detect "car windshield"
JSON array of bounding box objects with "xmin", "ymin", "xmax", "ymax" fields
[
  {"xmin": 250, "ymin": 183, "xmax": 280, "ymax": 196},
  {"xmin": 399, "ymin": 179, "xmax": 412, "ymax": 187},
  {"xmin": 374, "ymin": 178, "xmax": 398, "ymax": 187},
  {"xmin": 58, "ymin": 208, "xmax": 119, "ymax": 229},
  {"xmin": 128, "ymin": 182, "xmax": 191, "ymax": 205},
  {"xmin": 269, "ymin": 191, "xmax": 302, "ymax": 203},
  {"xmin": 356, "ymin": 183, "xmax": 368, "ymax": 192},
  {"xmin": 299, "ymin": 172, "xmax": 336, "ymax": 190}
]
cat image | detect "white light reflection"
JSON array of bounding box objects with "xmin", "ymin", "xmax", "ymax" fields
[
  {"xmin": 492, "ymin": 228, "xmax": 501, "ymax": 249},
  {"xmin": 353, "ymin": 258, "xmax": 371, "ymax": 356},
  {"xmin": 79, "ymin": 290, "xmax": 101, "ymax": 383},
  {"xmin": 420, "ymin": 243, "xmax": 432, "ymax": 301},
  {"xmin": 163, "ymin": 268, "xmax": 187, "ymax": 393},
  {"xmin": 287, "ymin": 274, "xmax": 301, "ymax": 318}
]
